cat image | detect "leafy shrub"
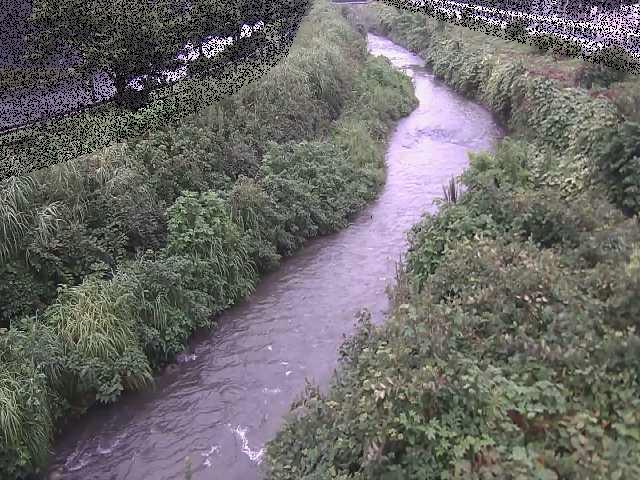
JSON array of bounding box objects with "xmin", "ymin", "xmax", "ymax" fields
[
  {"xmin": 612, "ymin": 80, "xmax": 640, "ymax": 123},
  {"xmin": 464, "ymin": 138, "xmax": 531, "ymax": 189},
  {"xmin": 164, "ymin": 190, "xmax": 257, "ymax": 311},
  {"xmin": 131, "ymin": 129, "xmax": 231, "ymax": 205},
  {"xmin": 123, "ymin": 254, "xmax": 216, "ymax": 365},
  {"xmin": 590, "ymin": 44, "xmax": 640, "ymax": 74},
  {"xmin": 0, "ymin": 260, "xmax": 54, "ymax": 329},
  {"xmin": 576, "ymin": 61, "xmax": 627, "ymax": 89},
  {"xmin": 592, "ymin": 120, "xmax": 640, "ymax": 215},
  {"xmin": 406, "ymin": 201, "xmax": 502, "ymax": 290}
]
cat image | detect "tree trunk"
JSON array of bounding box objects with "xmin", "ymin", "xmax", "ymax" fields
[
  {"xmin": 90, "ymin": 74, "xmax": 97, "ymax": 103},
  {"xmin": 114, "ymin": 72, "xmax": 128, "ymax": 104}
]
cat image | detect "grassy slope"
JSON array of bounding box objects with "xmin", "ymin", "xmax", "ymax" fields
[
  {"xmin": 0, "ymin": 2, "xmax": 418, "ymax": 478},
  {"xmin": 265, "ymin": 4, "xmax": 640, "ymax": 479}
]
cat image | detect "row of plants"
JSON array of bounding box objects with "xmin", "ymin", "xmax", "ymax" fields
[
  {"xmin": 264, "ymin": 4, "xmax": 640, "ymax": 479},
  {"xmin": 0, "ymin": 2, "xmax": 418, "ymax": 477},
  {"xmin": 394, "ymin": 0, "xmax": 640, "ymax": 73}
]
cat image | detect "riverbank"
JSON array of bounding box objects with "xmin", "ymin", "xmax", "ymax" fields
[
  {"xmin": 0, "ymin": 2, "xmax": 417, "ymax": 477},
  {"xmin": 363, "ymin": 2, "xmax": 640, "ymax": 213},
  {"xmin": 264, "ymin": 4, "xmax": 640, "ymax": 479}
]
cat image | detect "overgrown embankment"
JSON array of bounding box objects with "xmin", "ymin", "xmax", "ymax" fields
[
  {"xmin": 0, "ymin": 2, "xmax": 417, "ymax": 477},
  {"xmin": 265, "ymin": 5, "xmax": 640, "ymax": 479}
]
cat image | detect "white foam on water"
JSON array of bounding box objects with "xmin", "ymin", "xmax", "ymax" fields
[
  {"xmin": 229, "ymin": 425, "xmax": 264, "ymax": 464},
  {"xmin": 96, "ymin": 436, "xmax": 121, "ymax": 455},
  {"xmin": 63, "ymin": 444, "xmax": 92, "ymax": 472},
  {"xmin": 199, "ymin": 444, "xmax": 220, "ymax": 469},
  {"xmin": 262, "ymin": 387, "xmax": 282, "ymax": 394},
  {"xmin": 171, "ymin": 352, "xmax": 199, "ymax": 364},
  {"xmin": 201, "ymin": 445, "xmax": 220, "ymax": 457}
]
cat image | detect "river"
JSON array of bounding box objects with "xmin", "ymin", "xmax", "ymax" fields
[{"xmin": 47, "ymin": 33, "xmax": 503, "ymax": 480}]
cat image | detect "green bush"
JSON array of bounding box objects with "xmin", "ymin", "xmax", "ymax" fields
[
  {"xmin": 124, "ymin": 254, "xmax": 216, "ymax": 365},
  {"xmin": 550, "ymin": 37, "xmax": 582, "ymax": 59},
  {"xmin": 577, "ymin": 62, "xmax": 627, "ymax": 89},
  {"xmin": 406, "ymin": 201, "xmax": 502, "ymax": 290},
  {"xmin": 592, "ymin": 120, "xmax": 640, "ymax": 215},
  {"xmin": 266, "ymin": 184, "xmax": 640, "ymax": 480},
  {"xmin": 164, "ymin": 190, "xmax": 257, "ymax": 311},
  {"xmin": 590, "ymin": 44, "xmax": 640, "ymax": 74},
  {"xmin": 464, "ymin": 138, "xmax": 531, "ymax": 188}
]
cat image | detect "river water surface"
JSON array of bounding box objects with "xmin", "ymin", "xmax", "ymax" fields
[{"xmin": 49, "ymin": 33, "xmax": 503, "ymax": 480}]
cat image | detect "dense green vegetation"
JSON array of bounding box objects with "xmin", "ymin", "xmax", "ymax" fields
[
  {"xmin": 1, "ymin": 2, "xmax": 310, "ymax": 178},
  {"xmin": 27, "ymin": 0, "xmax": 309, "ymax": 104},
  {"xmin": 368, "ymin": 2, "xmax": 640, "ymax": 213},
  {"xmin": 265, "ymin": 4, "xmax": 640, "ymax": 479},
  {"xmin": 0, "ymin": 2, "xmax": 417, "ymax": 477}
]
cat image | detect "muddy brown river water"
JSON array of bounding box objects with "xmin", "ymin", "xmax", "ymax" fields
[{"xmin": 48, "ymin": 33, "xmax": 503, "ymax": 480}]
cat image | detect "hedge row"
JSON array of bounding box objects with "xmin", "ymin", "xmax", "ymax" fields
[{"xmin": 0, "ymin": 2, "xmax": 417, "ymax": 477}]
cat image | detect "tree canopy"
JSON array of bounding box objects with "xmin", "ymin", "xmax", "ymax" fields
[{"xmin": 26, "ymin": 0, "xmax": 311, "ymax": 107}]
